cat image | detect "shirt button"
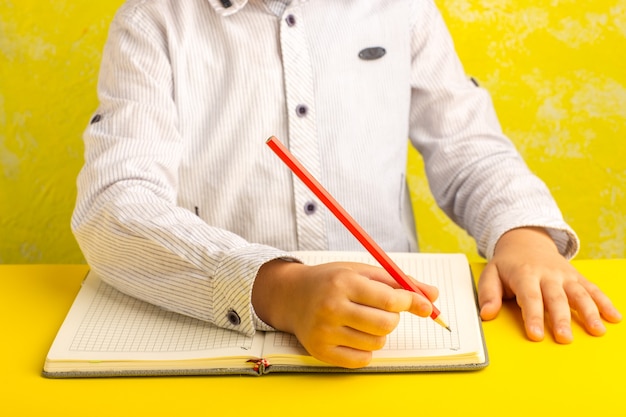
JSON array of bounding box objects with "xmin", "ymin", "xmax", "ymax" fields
[
  {"xmin": 226, "ymin": 309, "xmax": 241, "ymax": 326},
  {"xmin": 358, "ymin": 46, "xmax": 386, "ymax": 61},
  {"xmin": 285, "ymin": 14, "xmax": 296, "ymax": 27},
  {"xmin": 304, "ymin": 201, "xmax": 317, "ymax": 215},
  {"xmin": 295, "ymin": 104, "xmax": 308, "ymax": 117}
]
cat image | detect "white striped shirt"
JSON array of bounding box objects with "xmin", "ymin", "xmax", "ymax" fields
[{"xmin": 72, "ymin": 0, "xmax": 578, "ymax": 336}]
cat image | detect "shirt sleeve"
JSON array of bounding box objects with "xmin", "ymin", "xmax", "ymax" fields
[
  {"xmin": 407, "ymin": 0, "xmax": 579, "ymax": 259},
  {"xmin": 71, "ymin": 4, "xmax": 289, "ymax": 336}
]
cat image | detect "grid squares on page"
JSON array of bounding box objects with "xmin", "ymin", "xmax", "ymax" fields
[
  {"xmin": 68, "ymin": 282, "xmax": 253, "ymax": 353},
  {"xmin": 383, "ymin": 256, "xmax": 461, "ymax": 351},
  {"xmin": 272, "ymin": 332, "xmax": 301, "ymax": 347}
]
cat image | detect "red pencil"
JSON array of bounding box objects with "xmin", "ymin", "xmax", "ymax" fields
[{"xmin": 266, "ymin": 136, "xmax": 451, "ymax": 331}]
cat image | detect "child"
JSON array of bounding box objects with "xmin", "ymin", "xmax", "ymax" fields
[{"xmin": 72, "ymin": 0, "xmax": 621, "ymax": 368}]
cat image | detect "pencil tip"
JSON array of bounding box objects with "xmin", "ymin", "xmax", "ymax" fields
[{"xmin": 433, "ymin": 315, "xmax": 451, "ymax": 331}]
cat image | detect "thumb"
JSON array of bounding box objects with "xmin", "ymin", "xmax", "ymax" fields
[{"xmin": 478, "ymin": 262, "xmax": 503, "ymax": 321}]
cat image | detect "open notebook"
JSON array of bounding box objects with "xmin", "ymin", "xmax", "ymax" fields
[{"xmin": 42, "ymin": 252, "xmax": 488, "ymax": 377}]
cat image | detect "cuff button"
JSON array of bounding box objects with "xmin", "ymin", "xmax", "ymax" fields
[{"xmin": 227, "ymin": 309, "xmax": 241, "ymax": 326}]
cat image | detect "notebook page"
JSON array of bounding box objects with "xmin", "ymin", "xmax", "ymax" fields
[
  {"xmin": 263, "ymin": 252, "xmax": 482, "ymax": 361},
  {"xmin": 46, "ymin": 272, "xmax": 265, "ymax": 362}
]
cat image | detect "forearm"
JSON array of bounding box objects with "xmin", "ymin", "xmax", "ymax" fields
[
  {"xmin": 406, "ymin": 1, "xmax": 579, "ymax": 259},
  {"xmin": 73, "ymin": 182, "xmax": 292, "ymax": 336}
]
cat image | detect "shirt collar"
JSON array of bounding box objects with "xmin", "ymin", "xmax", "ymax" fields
[
  {"xmin": 207, "ymin": 0, "xmax": 295, "ymax": 17},
  {"xmin": 206, "ymin": 0, "xmax": 249, "ymax": 17}
]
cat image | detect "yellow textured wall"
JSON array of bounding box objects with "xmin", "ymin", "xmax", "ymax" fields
[
  {"xmin": 1, "ymin": 0, "xmax": 625, "ymax": 264},
  {"xmin": 409, "ymin": 0, "xmax": 626, "ymax": 260}
]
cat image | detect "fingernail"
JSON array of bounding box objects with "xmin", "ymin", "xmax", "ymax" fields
[
  {"xmin": 612, "ymin": 309, "xmax": 623, "ymax": 321},
  {"xmin": 591, "ymin": 320, "xmax": 606, "ymax": 333},
  {"xmin": 530, "ymin": 325, "xmax": 544, "ymax": 340},
  {"xmin": 556, "ymin": 326, "xmax": 573, "ymax": 342}
]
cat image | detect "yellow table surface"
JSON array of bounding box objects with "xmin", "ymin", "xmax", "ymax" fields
[{"xmin": 1, "ymin": 261, "xmax": 624, "ymax": 417}]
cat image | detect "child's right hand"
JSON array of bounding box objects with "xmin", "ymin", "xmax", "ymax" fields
[{"xmin": 252, "ymin": 259, "xmax": 437, "ymax": 368}]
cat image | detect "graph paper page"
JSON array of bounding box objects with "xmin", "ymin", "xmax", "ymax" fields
[{"xmin": 47, "ymin": 273, "xmax": 265, "ymax": 361}]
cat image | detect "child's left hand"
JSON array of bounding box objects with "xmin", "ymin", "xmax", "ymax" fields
[{"xmin": 478, "ymin": 227, "xmax": 622, "ymax": 343}]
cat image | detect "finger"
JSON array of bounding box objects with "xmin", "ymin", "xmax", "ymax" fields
[
  {"xmin": 350, "ymin": 278, "xmax": 432, "ymax": 316},
  {"xmin": 304, "ymin": 325, "xmax": 386, "ymax": 368},
  {"xmin": 339, "ymin": 324, "xmax": 389, "ymax": 351},
  {"xmin": 342, "ymin": 301, "xmax": 403, "ymax": 337},
  {"xmin": 313, "ymin": 344, "xmax": 374, "ymax": 369},
  {"xmin": 564, "ymin": 280, "xmax": 605, "ymax": 336},
  {"xmin": 578, "ymin": 278, "xmax": 623, "ymax": 324},
  {"xmin": 514, "ymin": 278, "xmax": 545, "ymax": 342},
  {"xmin": 349, "ymin": 263, "xmax": 398, "ymax": 287},
  {"xmin": 343, "ymin": 283, "xmax": 431, "ymax": 335},
  {"xmin": 357, "ymin": 265, "xmax": 439, "ymax": 303},
  {"xmin": 477, "ymin": 263, "xmax": 503, "ymax": 321},
  {"xmin": 405, "ymin": 275, "xmax": 439, "ymax": 302},
  {"xmin": 541, "ymin": 280, "xmax": 573, "ymax": 343},
  {"xmin": 403, "ymin": 291, "xmax": 435, "ymax": 318}
]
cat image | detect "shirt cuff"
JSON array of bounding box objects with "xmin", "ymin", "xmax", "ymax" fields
[
  {"xmin": 483, "ymin": 215, "xmax": 580, "ymax": 260},
  {"xmin": 211, "ymin": 245, "xmax": 300, "ymax": 336}
]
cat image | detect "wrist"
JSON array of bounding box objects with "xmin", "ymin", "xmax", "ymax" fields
[
  {"xmin": 494, "ymin": 226, "xmax": 559, "ymax": 256},
  {"xmin": 252, "ymin": 259, "xmax": 307, "ymax": 333}
]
